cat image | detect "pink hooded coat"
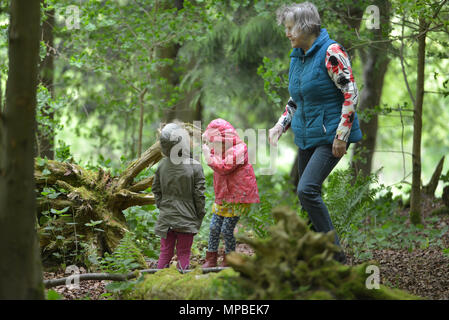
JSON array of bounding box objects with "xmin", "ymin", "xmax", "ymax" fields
[{"xmin": 202, "ymin": 119, "xmax": 260, "ymax": 205}]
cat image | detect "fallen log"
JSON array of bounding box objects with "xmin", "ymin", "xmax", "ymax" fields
[{"xmin": 36, "ymin": 122, "xmax": 202, "ymax": 266}]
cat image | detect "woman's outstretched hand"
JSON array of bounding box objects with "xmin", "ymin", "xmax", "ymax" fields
[
  {"xmin": 332, "ymin": 138, "xmax": 347, "ymax": 158},
  {"xmin": 268, "ymin": 123, "xmax": 283, "ymax": 146}
]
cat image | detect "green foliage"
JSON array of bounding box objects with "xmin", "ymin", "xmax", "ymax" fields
[
  {"xmin": 323, "ymin": 168, "xmax": 379, "ymax": 245},
  {"xmin": 257, "ymin": 56, "xmax": 289, "ymax": 106},
  {"xmin": 189, "ymin": 172, "xmax": 215, "ymax": 253},
  {"xmin": 55, "ymin": 140, "xmax": 72, "ymax": 162},
  {"xmin": 98, "ymin": 232, "xmax": 147, "ymax": 274},
  {"xmin": 323, "ymin": 168, "xmax": 449, "ymax": 260},
  {"xmin": 123, "ymin": 205, "xmax": 160, "ymax": 259},
  {"xmin": 105, "ymin": 277, "xmax": 143, "ymax": 297},
  {"xmin": 124, "ymin": 207, "xmax": 419, "ymax": 300},
  {"xmin": 46, "ymin": 289, "xmax": 63, "ymax": 300},
  {"xmin": 225, "ymin": 207, "xmax": 419, "ymax": 300},
  {"xmin": 41, "ymin": 0, "xmax": 215, "ymax": 164},
  {"xmin": 238, "ymin": 173, "xmax": 301, "ymax": 239},
  {"xmin": 440, "ymin": 169, "xmax": 449, "ymax": 184}
]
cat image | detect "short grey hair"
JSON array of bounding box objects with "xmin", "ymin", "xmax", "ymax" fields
[
  {"xmin": 159, "ymin": 123, "xmax": 190, "ymax": 157},
  {"xmin": 276, "ymin": 2, "xmax": 321, "ymax": 37}
]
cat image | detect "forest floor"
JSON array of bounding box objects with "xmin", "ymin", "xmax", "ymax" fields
[
  {"xmin": 347, "ymin": 195, "xmax": 449, "ymax": 300},
  {"xmin": 43, "ymin": 196, "xmax": 449, "ymax": 300}
]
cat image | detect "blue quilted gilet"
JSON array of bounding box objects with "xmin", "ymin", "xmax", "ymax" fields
[{"xmin": 289, "ymin": 28, "xmax": 362, "ymax": 150}]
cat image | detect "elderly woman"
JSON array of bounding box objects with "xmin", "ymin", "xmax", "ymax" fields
[{"xmin": 268, "ymin": 2, "xmax": 362, "ymax": 263}]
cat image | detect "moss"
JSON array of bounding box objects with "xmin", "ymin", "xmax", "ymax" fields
[
  {"xmin": 126, "ymin": 266, "xmax": 239, "ymax": 300},
  {"xmin": 431, "ymin": 206, "xmax": 449, "ymax": 216},
  {"xmin": 125, "ymin": 207, "xmax": 420, "ymax": 300},
  {"xmin": 225, "ymin": 207, "xmax": 421, "ymax": 300}
]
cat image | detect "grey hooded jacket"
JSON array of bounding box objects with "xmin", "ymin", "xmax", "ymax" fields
[{"xmin": 152, "ymin": 157, "xmax": 206, "ymax": 239}]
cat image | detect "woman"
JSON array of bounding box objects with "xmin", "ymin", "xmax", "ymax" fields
[{"xmin": 268, "ymin": 2, "xmax": 362, "ymax": 263}]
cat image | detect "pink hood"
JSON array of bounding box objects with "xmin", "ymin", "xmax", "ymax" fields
[{"xmin": 203, "ymin": 119, "xmax": 259, "ymax": 204}]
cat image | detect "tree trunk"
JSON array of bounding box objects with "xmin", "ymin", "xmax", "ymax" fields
[
  {"xmin": 0, "ymin": 0, "xmax": 44, "ymax": 299},
  {"xmin": 352, "ymin": 0, "xmax": 391, "ymax": 177},
  {"xmin": 410, "ymin": 17, "xmax": 427, "ymax": 225},
  {"xmin": 137, "ymin": 88, "xmax": 148, "ymax": 157},
  {"xmin": 38, "ymin": 2, "xmax": 55, "ymax": 159},
  {"xmin": 443, "ymin": 186, "xmax": 449, "ymax": 208},
  {"xmin": 422, "ymin": 156, "xmax": 445, "ymax": 197},
  {"xmin": 159, "ymin": 0, "xmax": 204, "ymax": 124},
  {"xmin": 157, "ymin": 1, "xmax": 184, "ymax": 123}
]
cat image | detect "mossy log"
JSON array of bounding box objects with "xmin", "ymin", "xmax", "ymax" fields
[
  {"xmin": 225, "ymin": 207, "xmax": 420, "ymax": 300},
  {"xmin": 36, "ymin": 141, "xmax": 162, "ymax": 264},
  {"xmin": 43, "ymin": 267, "xmax": 228, "ymax": 289},
  {"xmin": 126, "ymin": 207, "xmax": 419, "ymax": 300}
]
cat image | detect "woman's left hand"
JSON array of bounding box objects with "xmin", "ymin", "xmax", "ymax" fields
[{"xmin": 332, "ymin": 138, "xmax": 347, "ymax": 158}]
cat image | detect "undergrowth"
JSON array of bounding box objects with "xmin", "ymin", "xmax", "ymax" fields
[{"xmin": 323, "ymin": 168, "xmax": 449, "ymax": 260}]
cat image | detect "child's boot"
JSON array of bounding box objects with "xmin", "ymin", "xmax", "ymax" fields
[
  {"xmin": 201, "ymin": 251, "xmax": 218, "ymax": 268},
  {"xmin": 176, "ymin": 232, "xmax": 194, "ymax": 270}
]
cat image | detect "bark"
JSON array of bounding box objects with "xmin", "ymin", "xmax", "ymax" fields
[
  {"xmin": 410, "ymin": 17, "xmax": 427, "ymax": 225},
  {"xmin": 38, "ymin": 1, "xmax": 55, "ymax": 159},
  {"xmin": 443, "ymin": 186, "xmax": 449, "ymax": 208},
  {"xmin": 352, "ymin": 0, "xmax": 391, "ymax": 177},
  {"xmin": 159, "ymin": 1, "xmax": 204, "ymax": 124},
  {"xmin": 137, "ymin": 88, "xmax": 148, "ymax": 157},
  {"xmin": 160, "ymin": 43, "xmax": 182, "ymax": 122},
  {"xmin": 422, "ymin": 156, "xmax": 445, "ymax": 197},
  {"xmin": 329, "ymin": 1, "xmax": 365, "ymax": 59},
  {"xmin": 158, "ymin": 0, "xmax": 184, "ymax": 122},
  {"xmin": 0, "ymin": 0, "xmax": 44, "ymax": 299}
]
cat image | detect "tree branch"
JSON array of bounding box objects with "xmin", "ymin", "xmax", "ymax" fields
[
  {"xmin": 400, "ymin": 16, "xmax": 416, "ymax": 107},
  {"xmin": 128, "ymin": 176, "xmax": 154, "ymax": 192},
  {"xmin": 112, "ymin": 189, "xmax": 155, "ymax": 210},
  {"xmin": 115, "ymin": 141, "xmax": 162, "ymax": 191}
]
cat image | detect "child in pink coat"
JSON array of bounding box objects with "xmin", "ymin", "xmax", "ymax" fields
[{"xmin": 201, "ymin": 119, "xmax": 259, "ymax": 267}]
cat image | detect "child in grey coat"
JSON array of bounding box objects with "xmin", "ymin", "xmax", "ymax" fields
[{"xmin": 152, "ymin": 123, "xmax": 206, "ymax": 270}]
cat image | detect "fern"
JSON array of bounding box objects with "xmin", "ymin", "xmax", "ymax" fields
[
  {"xmin": 99, "ymin": 232, "xmax": 146, "ymax": 274},
  {"xmin": 323, "ymin": 168, "xmax": 380, "ymax": 245}
]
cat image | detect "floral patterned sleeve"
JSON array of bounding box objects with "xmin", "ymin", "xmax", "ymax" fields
[
  {"xmin": 276, "ymin": 97, "xmax": 297, "ymax": 132},
  {"xmin": 325, "ymin": 43, "xmax": 359, "ymax": 142}
]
